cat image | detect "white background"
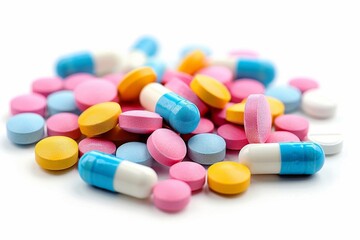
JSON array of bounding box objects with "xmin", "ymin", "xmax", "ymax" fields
[{"xmin": 0, "ymin": 1, "xmax": 358, "ymax": 239}]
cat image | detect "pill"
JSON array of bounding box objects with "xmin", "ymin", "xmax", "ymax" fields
[
  {"xmin": 132, "ymin": 35, "xmax": 158, "ymax": 58},
  {"xmin": 119, "ymin": 110, "xmax": 163, "ymax": 134},
  {"xmin": 181, "ymin": 117, "xmax": 215, "ymax": 141},
  {"xmin": 301, "ymin": 89, "xmax": 337, "ymax": 119},
  {"xmin": 35, "ymin": 136, "xmax": 78, "ymax": 170},
  {"xmin": 265, "ymin": 96, "xmax": 285, "ymax": 122},
  {"xmin": 46, "ymin": 113, "xmax": 81, "ymax": 139},
  {"xmin": 225, "ymin": 102, "xmax": 245, "ymax": 125},
  {"xmin": 32, "ymin": 77, "xmax": 63, "ymax": 97},
  {"xmin": 307, "ymin": 133, "xmax": 343, "ymax": 155},
  {"xmin": 120, "ymin": 101, "xmax": 145, "ymax": 112},
  {"xmin": 178, "ymin": 50, "xmax": 207, "ymax": 75},
  {"xmin": 147, "ymin": 128, "xmax": 187, "ymax": 166},
  {"xmin": 102, "ymin": 72, "xmax": 125, "ymax": 86},
  {"xmin": 78, "ymin": 102, "xmax": 121, "ymax": 137},
  {"xmin": 274, "ymin": 114, "xmax": 309, "ymax": 141},
  {"xmin": 197, "ymin": 65, "xmax": 234, "ymax": 87},
  {"xmin": 266, "ymin": 85, "xmax": 301, "ymax": 113},
  {"xmin": 266, "ymin": 131, "xmax": 300, "ymax": 143},
  {"xmin": 145, "ymin": 58, "xmax": 166, "ymax": 82},
  {"xmin": 63, "ymin": 73, "xmax": 96, "ymax": 90},
  {"xmin": 217, "ymin": 124, "xmax": 248, "ymax": 150},
  {"xmin": 78, "ymin": 138, "xmax": 116, "ymax": 156},
  {"xmin": 74, "ymin": 79, "xmax": 118, "ymax": 111},
  {"xmin": 211, "ymin": 102, "xmax": 234, "ymax": 126},
  {"xmin": 152, "ymin": 179, "xmax": 191, "ymax": 212},
  {"xmin": 228, "ymin": 50, "xmax": 259, "ymax": 58},
  {"xmin": 187, "ymin": 133, "xmax": 226, "ymax": 165},
  {"xmin": 116, "ymin": 142, "xmax": 153, "ymax": 166},
  {"xmin": 6, "ymin": 113, "xmax": 45, "ymax": 145},
  {"xmin": 78, "ymin": 150, "xmax": 158, "ymax": 199},
  {"xmin": 180, "ymin": 45, "xmax": 211, "ymax": 57},
  {"xmin": 244, "ymin": 94, "xmax": 272, "ymax": 143},
  {"xmin": 207, "ymin": 161, "xmax": 251, "ymax": 195},
  {"xmin": 161, "ymin": 69, "xmax": 193, "ymax": 85},
  {"xmin": 10, "ymin": 93, "xmax": 47, "ymax": 117},
  {"xmin": 228, "ymin": 79, "xmax": 265, "ymax": 103},
  {"xmin": 47, "ymin": 90, "xmax": 79, "ymax": 116},
  {"xmin": 190, "ymin": 74, "xmax": 231, "ymax": 109},
  {"xmin": 169, "ymin": 161, "xmax": 206, "ymax": 191},
  {"xmin": 97, "ymin": 124, "xmax": 144, "ymax": 146},
  {"xmin": 289, "ymin": 77, "xmax": 319, "ymax": 93},
  {"xmin": 140, "ymin": 82, "xmax": 200, "ymax": 134}
]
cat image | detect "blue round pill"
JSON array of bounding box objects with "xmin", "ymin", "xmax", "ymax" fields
[
  {"xmin": 47, "ymin": 90, "xmax": 79, "ymax": 116},
  {"xmin": 116, "ymin": 142, "xmax": 153, "ymax": 166},
  {"xmin": 266, "ymin": 85, "xmax": 301, "ymax": 113},
  {"xmin": 145, "ymin": 58, "xmax": 166, "ymax": 83},
  {"xmin": 6, "ymin": 113, "xmax": 45, "ymax": 145},
  {"xmin": 187, "ymin": 133, "xmax": 226, "ymax": 165}
]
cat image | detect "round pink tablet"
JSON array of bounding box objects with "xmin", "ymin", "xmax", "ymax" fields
[
  {"xmin": 228, "ymin": 50, "xmax": 259, "ymax": 58},
  {"xmin": 169, "ymin": 161, "xmax": 206, "ymax": 191},
  {"xmin": 63, "ymin": 73, "xmax": 96, "ymax": 90},
  {"xmin": 217, "ymin": 123, "xmax": 249, "ymax": 150},
  {"xmin": 120, "ymin": 101, "xmax": 144, "ymax": 112},
  {"xmin": 46, "ymin": 112, "xmax": 81, "ymax": 139},
  {"xmin": 289, "ymin": 77, "xmax": 319, "ymax": 94},
  {"xmin": 102, "ymin": 72, "xmax": 125, "ymax": 86},
  {"xmin": 74, "ymin": 79, "xmax": 118, "ymax": 111},
  {"xmin": 244, "ymin": 94, "xmax": 272, "ymax": 143},
  {"xmin": 162, "ymin": 69, "xmax": 193, "ymax": 85},
  {"xmin": 211, "ymin": 102, "xmax": 235, "ymax": 126},
  {"xmin": 10, "ymin": 93, "xmax": 47, "ymax": 117},
  {"xmin": 119, "ymin": 110, "xmax": 163, "ymax": 134},
  {"xmin": 147, "ymin": 128, "xmax": 186, "ymax": 166},
  {"xmin": 78, "ymin": 137, "xmax": 116, "ymax": 156},
  {"xmin": 165, "ymin": 79, "xmax": 208, "ymax": 116},
  {"xmin": 32, "ymin": 77, "xmax": 63, "ymax": 97},
  {"xmin": 229, "ymin": 79, "xmax": 265, "ymax": 103},
  {"xmin": 274, "ymin": 114, "xmax": 309, "ymax": 141},
  {"xmin": 152, "ymin": 179, "xmax": 191, "ymax": 212},
  {"xmin": 197, "ymin": 65, "xmax": 234, "ymax": 87},
  {"xmin": 181, "ymin": 118, "xmax": 214, "ymax": 141},
  {"xmin": 266, "ymin": 131, "xmax": 300, "ymax": 143}
]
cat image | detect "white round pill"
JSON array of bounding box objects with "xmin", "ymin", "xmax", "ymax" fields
[
  {"xmin": 301, "ymin": 89, "xmax": 337, "ymax": 119},
  {"xmin": 307, "ymin": 133, "xmax": 343, "ymax": 155}
]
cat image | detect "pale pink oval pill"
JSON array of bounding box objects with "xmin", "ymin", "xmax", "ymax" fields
[
  {"xmin": 64, "ymin": 73, "xmax": 95, "ymax": 90},
  {"xmin": 153, "ymin": 179, "xmax": 191, "ymax": 212},
  {"xmin": 211, "ymin": 102, "xmax": 235, "ymax": 126},
  {"xmin": 78, "ymin": 138, "xmax": 116, "ymax": 156},
  {"xmin": 182, "ymin": 118, "xmax": 214, "ymax": 141},
  {"xmin": 229, "ymin": 50, "xmax": 259, "ymax": 58},
  {"xmin": 103, "ymin": 72, "xmax": 125, "ymax": 86},
  {"xmin": 32, "ymin": 77, "xmax": 63, "ymax": 97},
  {"xmin": 147, "ymin": 128, "xmax": 186, "ymax": 166},
  {"xmin": 46, "ymin": 113, "xmax": 81, "ymax": 139},
  {"xmin": 74, "ymin": 79, "xmax": 118, "ymax": 111},
  {"xmin": 119, "ymin": 110, "xmax": 163, "ymax": 134},
  {"xmin": 217, "ymin": 123, "xmax": 249, "ymax": 150},
  {"xmin": 289, "ymin": 77, "xmax": 319, "ymax": 94},
  {"xmin": 169, "ymin": 161, "xmax": 206, "ymax": 191},
  {"xmin": 229, "ymin": 79, "xmax": 265, "ymax": 103},
  {"xmin": 266, "ymin": 131, "xmax": 300, "ymax": 143},
  {"xmin": 10, "ymin": 93, "xmax": 47, "ymax": 117},
  {"xmin": 274, "ymin": 114, "xmax": 309, "ymax": 141},
  {"xmin": 162, "ymin": 69, "xmax": 193, "ymax": 85},
  {"xmin": 244, "ymin": 94, "xmax": 272, "ymax": 143},
  {"xmin": 197, "ymin": 65, "xmax": 234, "ymax": 87}
]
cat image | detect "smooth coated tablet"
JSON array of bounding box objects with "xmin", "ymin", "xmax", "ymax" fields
[
  {"xmin": 274, "ymin": 114, "xmax": 309, "ymax": 141},
  {"xmin": 178, "ymin": 50, "xmax": 207, "ymax": 75},
  {"xmin": 266, "ymin": 85, "xmax": 301, "ymax": 113},
  {"xmin": 289, "ymin": 77, "xmax": 319, "ymax": 93},
  {"xmin": 103, "ymin": 72, "xmax": 125, "ymax": 86},
  {"xmin": 181, "ymin": 117, "xmax": 214, "ymax": 141},
  {"xmin": 10, "ymin": 93, "xmax": 47, "ymax": 117},
  {"xmin": 119, "ymin": 110, "xmax": 163, "ymax": 134},
  {"xmin": 197, "ymin": 65, "xmax": 234, "ymax": 87},
  {"xmin": 47, "ymin": 90, "xmax": 79, "ymax": 116},
  {"xmin": 78, "ymin": 137, "xmax": 116, "ymax": 156},
  {"xmin": 301, "ymin": 89, "xmax": 337, "ymax": 119},
  {"xmin": 32, "ymin": 77, "xmax": 63, "ymax": 97},
  {"xmin": 169, "ymin": 162, "xmax": 206, "ymax": 191},
  {"xmin": 116, "ymin": 142, "xmax": 153, "ymax": 166},
  {"xmin": 229, "ymin": 79, "xmax": 265, "ymax": 103},
  {"xmin": 64, "ymin": 73, "xmax": 95, "ymax": 90},
  {"xmin": 266, "ymin": 131, "xmax": 300, "ymax": 143},
  {"xmin": 307, "ymin": 133, "xmax": 343, "ymax": 155},
  {"xmin": 46, "ymin": 113, "xmax": 81, "ymax": 139},
  {"xmin": 217, "ymin": 124, "xmax": 248, "ymax": 150},
  {"xmin": 226, "ymin": 102, "xmax": 245, "ymax": 125}
]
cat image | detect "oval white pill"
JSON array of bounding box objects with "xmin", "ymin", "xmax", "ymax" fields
[
  {"xmin": 307, "ymin": 133, "xmax": 343, "ymax": 155},
  {"xmin": 301, "ymin": 89, "xmax": 337, "ymax": 119}
]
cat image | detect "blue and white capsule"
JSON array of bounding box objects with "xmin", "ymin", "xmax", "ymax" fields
[
  {"xmin": 140, "ymin": 83, "xmax": 200, "ymax": 134},
  {"xmin": 78, "ymin": 151, "xmax": 158, "ymax": 199},
  {"xmin": 238, "ymin": 142, "xmax": 325, "ymax": 175}
]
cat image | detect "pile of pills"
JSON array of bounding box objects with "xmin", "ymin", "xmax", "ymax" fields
[{"xmin": 6, "ymin": 36, "xmax": 344, "ymax": 213}]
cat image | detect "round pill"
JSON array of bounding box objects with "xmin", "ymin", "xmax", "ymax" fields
[
  {"xmin": 207, "ymin": 161, "xmax": 251, "ymax": 195},
  {"xmin": 98, "ymin": 124, "xmax": 144, "ymax": 146},
  {"xmin": 6, "ymin": 113, "xmax": 45, "ymax": 145},
  {"xmin": 46, "ymin": 113, "xmax": 81, "ymax": 139},
  {"xmin": 119, "ymin": 110, "xmax": 163, "ymax": 134},
  {"xmin": 307, "ymin": 133, "xmax": 343, "ymax": 155},
  {"xmin": 161, "ymin": 69, "xmax": 193, "ymax": 85},
  {"xmin": 78, "ymin": 102, "xmax": 122, "ymax": 137},
  {"xmin": 169, "ymin": 161, "xmax": 206, "ymax": 191},
  {"xmin": 102, "ymin": 72, "xmax": 125, "ymax": 86},
  {"xmin": 147, "ymin": 128, "xmax": 187, "ymax": 166},
  {"xmin": 78, "ymin": 137, "xmax": 116, "ymax": 156},
  {"xmin": 116, "ymin": 142, "xmax": 153, "ymax": 166},
  {"xmin": 197, "ymin": 65, "xmax": 234, "ymax": 87},
  {"xmin": 211, "ymin": 102, "xmax": 234, "ymax": 126},
  {"xmin": 187, "ymin": 133, "xmax": 226, "ymax": 165},
  {"xmin": 32, "ymin": 77, "xmax": 63, "ymax": 97},
  {"xmin": 178, "ymin": 50, "xmax": 207, "ymax": 75},
  {"xmin": 47, "ymin": 90, "xmax": 79, "ymax": 116},
  {"xmin": 244, "ymin": 94, "xmax": 272, "ymax": 143},
  {"xmin": 289, "ymin": 77, "xmax": 319, "ymax": 93},
  {"xmin": 217, "ymin": 124, "xmax": 248, "ymax": 150},
  {"xmin": 190, "ymin": 74, "xmax": 231, "ymax": 109},
  {"xmin": 10, "ymin": 93, "xmax": 47, "ymax": 117},
  {"xmin": 274, "ymin": 114, "xmax": 309, "ymax": 141},
  {"xmin": 301, "ymin": 89, "xmax": 337, "ymax": 119},
  {"xmin": 152, "ymin": 179, "xmax": 191, "ymax": 213},
  {"xmin": 229, "ymin": 79, "xmax": 265, "ymax": 103},
  {"xmin": 265, "ymin": 96, "xmax": 285, "ymax": 122},
  {"xmin": 182, "ymin": 118, "xmax": 214, "ymax": 141},
  {"xmin": 265, "ymin": 131, "xmax": 300, "ymax": 143},
  {"xmin": 265, "ymin": 85, "xmax": 301, "ymax": 113},
  {"xmin": 226, "ymin": 102, "xmax": 245, "ymax": 125},
  {"xmin": 64, "ymin": 73, "xmax": 95, "ymax": 90},
  {"xmin": 35, "ymin": 136, "xmax": 78, "ymax": 170}
]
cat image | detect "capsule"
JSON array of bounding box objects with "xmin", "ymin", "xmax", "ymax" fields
[
  {"xmin": 78, "ymin": 150, "xmax": 158, "ymax": 199},
  {"xmin": 140, "ymin": 83, "xmax": 200, "ymax": 134},
  {"xmin": 238, "ymin": 142, "xmax": 325, "ymax": 175}
]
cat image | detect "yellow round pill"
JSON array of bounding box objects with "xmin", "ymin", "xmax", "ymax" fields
[
  {"xmin": 35, "ymin": 136, "xmax": 78, "ymax": 170},
  {"xmin": 178, "ymin": 50, "xmax": 207, "ymax": 75},
  {"xmin": 207, "ymin": 161, "xmax": 251, "ymax": 195},
  {"xmin": 266, "ymin": 96, "xmax": 285, "ymax": 121},
  {"xmin": 78, "ymin": 102, "xmax": 121, "ymax": 137},
  {"xmin": 118, "ymin": 66, "xmax": 156, "ymax": 101},
  {"xmin": 190, "ymin": 74, "xmax": 231, "ymax": 109},
  {"xmin": 226, "ymin": 102, "xmax": 245, "ymax": 124}
]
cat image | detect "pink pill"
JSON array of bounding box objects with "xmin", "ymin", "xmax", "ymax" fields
[
  {"xmin": 152, "ymin": 179, "xmax": 191, "ymax": 212},
  {"xmin": 162, "ymin": 69, "xmax": 193, "ymax": 85},
  {"xmin": 228, "ymin": 50, "xmax": 259, "ymax": 58},
  {"xmin": 103, "ymin": 72, "xmax": 125, "ymax": 86},
  {"xmin": 211, "ymin": 102, "xmax": 235, "ymax": 126},
  {"xmin": 244, "ymin": 94, "xmax": 272, "ymax": 143},
  {"xmin": 119, "ymin": 110, "xmax": 163, "ymax": 134},
  {"xmin": 182, "ymin": 118, "xmax": 214, "ymax": 141},
  {"xmin": 147, "ymin": 128, "xmax": 186, "ymax": 166},
  {"xmin": 32, "ymin": 77, "xmax": 63, "ymax": 97},
  {"xmin": 197, "ymin": 66, "xmax": 234, "ymax": 87},
  {"xmin": 217, "ymin": 123, "xmax": 249, "ymax": 150},
  {"xmin": 274, "ymin": 114, "xmax": 309, "ymax": 141},
  {"xmin": 10, "ymin": 93, "xmax": 47, "ymax": 117},
  {"xmin": 229, "ymin": 79, "xmax": 265, "ymax": 103},
  {"xmin": 120, "ymin": 101, "xmax": 144, "ymax": 112},
  {"xmin": 266, "ymin": 131, "xmax": 300, "ymax": 143},
  {"xmin": 46, "ymin": 113, "xmax": 81, "ymax": 139},
  {"xmin": 74, "ymin": 79, "xmax": 118, "ymax": 111},
  {"xmin": 289, "ymin": 77, "xmax": 319, "ymax": 94},
  {"xmin": 64, "ymin": 73, "xmax": 95, "ymax": 90},
  {"xmin": 165, "ymin": 79, "xmax": 208, "ymax": 116},
  {"xmin": 169, "ymin": 161, "xmax": 206, "ymax": 191},
  {"xmin": 78, "ymin": 138, "xmax": 117, "ymax": 156}
]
